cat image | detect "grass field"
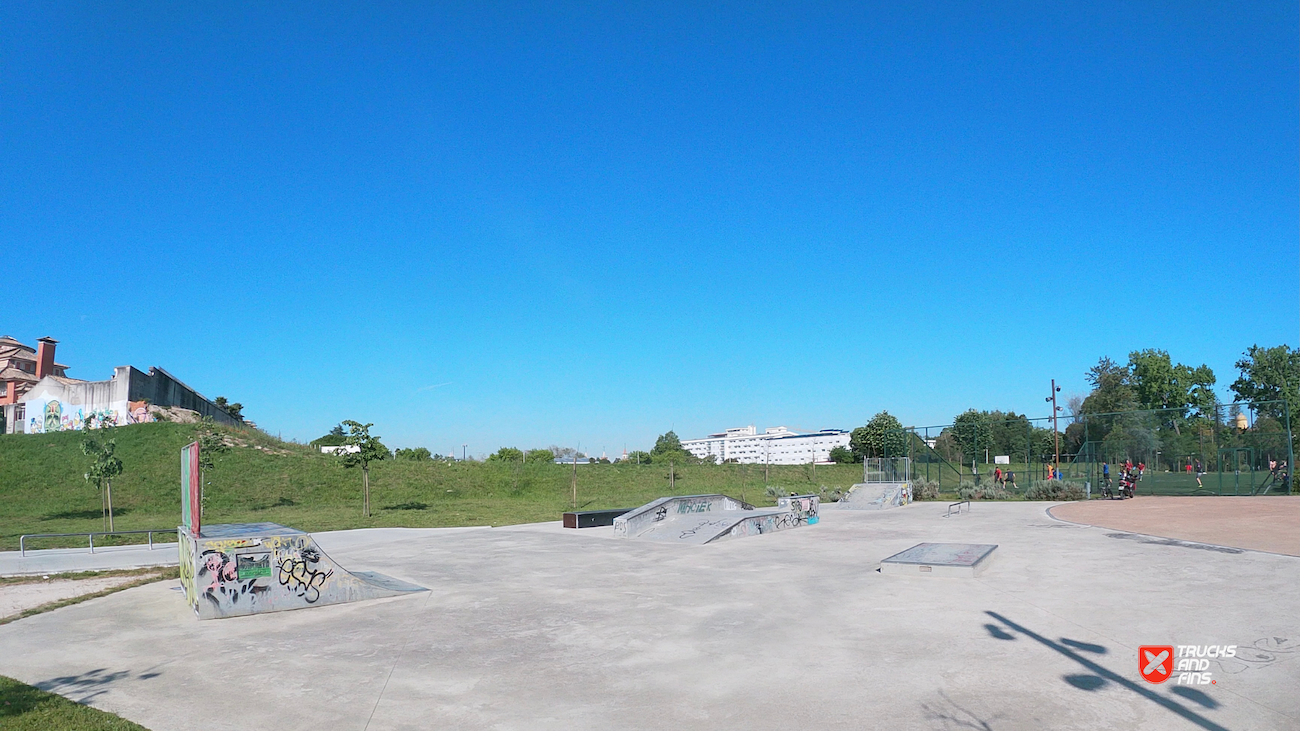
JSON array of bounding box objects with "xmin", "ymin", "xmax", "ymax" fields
[
  {"xmin": 3, "ymin": 423, "xmax": 1288, "ymax": 552},
  {"xmin": 0, "ymin": 675, "xmax": 149, "ymax": 730},
  {"xmin": 0, "ymin": 423, "xmax": 868, "ymax": 551}
]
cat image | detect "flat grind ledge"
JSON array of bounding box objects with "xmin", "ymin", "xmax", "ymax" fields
[{"xmin": 880, "ymin": 542, "xmax": 998, "ymax": 577}]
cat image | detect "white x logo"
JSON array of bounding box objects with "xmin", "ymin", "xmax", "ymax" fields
[{"xmin": 1144, "ymin": 649, "xmax": 1170, "ymax": 675}]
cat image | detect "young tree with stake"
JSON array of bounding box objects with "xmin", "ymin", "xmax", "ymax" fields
[
  {"xmin": 82, "ymin": 433, "xmax": 124, "ymax": 531},
  {"xmin": 338, "ymin": 420, "xmax": 390, "ymax": 516}
]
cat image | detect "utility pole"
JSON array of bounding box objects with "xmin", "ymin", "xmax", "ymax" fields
[
  {"xmin": 462, "ymin": 444, "xmax": 468, "ymax": 462},
  {"xmin": 1045, "ymin": 380, "xmax": 1061, "ymax": 471},
  {"xmin": 571, "ymin": 450, "xmax": 578, "ymax": 509}
]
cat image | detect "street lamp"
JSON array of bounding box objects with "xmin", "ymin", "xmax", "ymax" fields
[{"xmin": 1045, "ymin": 380, "xmax": 1062, "ymax": 474}]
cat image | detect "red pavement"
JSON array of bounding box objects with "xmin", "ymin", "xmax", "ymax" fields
[{"xmin": 1049, "ymin": 496, "xmax": 1300, "ymax": 556}]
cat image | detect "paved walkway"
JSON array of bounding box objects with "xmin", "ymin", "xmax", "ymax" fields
[
  {"xmin": 0, "ymin": 526, "xmax": 491, "ymax": 577},
  {"xmin": 0, "ymin": 543, "xmax": 181, "ymax": 577},
  {"xmin": 0, "ymin": 504, "xmax": 1296, "ymax": 731},
  {"xmin": 1049, "ymin": 495, "xmax": 1300, "ymax": 556}
]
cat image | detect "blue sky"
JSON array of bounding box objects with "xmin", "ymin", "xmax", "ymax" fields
[{"xmin": 6, "ymin": 3, "xmax": 1297, "ymax": 454}]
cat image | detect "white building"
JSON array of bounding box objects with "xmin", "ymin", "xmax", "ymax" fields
[{"xmin": 682, "ymin": 426, "xmax": 851, "ymax": 465}]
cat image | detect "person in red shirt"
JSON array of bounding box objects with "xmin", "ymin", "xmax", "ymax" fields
[{"xmin": 994, "ymin": 466, "xmax": 1003, "ymax": 486}]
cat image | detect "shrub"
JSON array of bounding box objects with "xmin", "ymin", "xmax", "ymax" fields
[
  {"xmin": 1025, "ymin": 480, "xmax": 1087, "ymax": 501},
  {"xmin": 912, "ymin": 480, "xmax": 940, "ymax": 501},
  {"xmin": 958, "ymin": 480, "xmax": 1010, "ymax": 501}
]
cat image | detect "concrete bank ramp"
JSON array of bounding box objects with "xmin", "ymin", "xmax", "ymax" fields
[
  {"xmin": 613, "ymin": 494, "xmax": 819, "ymax": 544},
  {"xmin": 179, "ymin": 523, "xmax": 426, "ymax": 620},
  {"xmin": 836, "ymin": 482, "xmax": 913, "ymax": 510}
]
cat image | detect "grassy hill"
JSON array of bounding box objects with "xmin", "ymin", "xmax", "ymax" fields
[{"xmin": 0, "ymin": 423, "xmax": 864, "ymax": 551}]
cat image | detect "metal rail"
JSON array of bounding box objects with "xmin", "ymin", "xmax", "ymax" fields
[
  {"xmin": 19, "ymin": 529, "xmax": 175, "ymax": 557},
  {"xmin": 945, "ymin": 500, "xmax": 971, "ymax": 518}
]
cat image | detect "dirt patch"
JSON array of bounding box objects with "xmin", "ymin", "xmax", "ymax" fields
[
  {"xmin": 1049, "ymin": 496, "xmax": 1300, "ymax": 556},
  {"xmin": 0, "ymin": 575, "xmax": 144, "ymax": 620}
]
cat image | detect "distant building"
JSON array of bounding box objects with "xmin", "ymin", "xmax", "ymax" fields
[
  {"xmin": 682, "ymin": 425, "xmax": 851, "ymax": 465},
  {"xmin": 0, "ymin": 336, "xmax": 68, "ymax": 406},
  {"xmin": 320, "ymin": 445, "xmax": 361, "ymax": 455},
  {"xmin": 1, "ymin": 336, "xmax": 241, "ymax": 434}
]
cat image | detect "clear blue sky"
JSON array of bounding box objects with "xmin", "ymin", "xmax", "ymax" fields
[{"xmin": 6, "ymin": 3, "xmax": 1297, "ymax": 454}]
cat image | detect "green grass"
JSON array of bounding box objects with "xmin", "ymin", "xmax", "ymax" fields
[
  {"xmin": 0, "ymin": 423, "xmax": 867, "ymax": 551},
  {"xmin": 0, "ymin": 675, "xmax": 149, "ymax": 730}
]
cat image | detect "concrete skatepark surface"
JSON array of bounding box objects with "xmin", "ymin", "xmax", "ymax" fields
[
  {"xmin": 1050, "ymin": 496, "xmax": 1300, "ymax": 556},
  {"xmin": 0, "ymin": 504, "xmax": 1296, "ymax": 730}
]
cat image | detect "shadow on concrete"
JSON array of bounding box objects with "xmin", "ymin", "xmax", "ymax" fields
[
  {"xmin": 985, "ymin": 611, "xmax": 1230, "ymax": 731},
  {"xmin": 1172, "ymin": 686, "xmax": 1221, "ymax": 709},
  {"xmin": 1063, "ymin": 674, "xmax": 1108, "ymax": 691},
  {"xmin": 921, "ymin": 689, "xmax": 999, "ymax": 730},
  {"xmin": 35, "ymin": 666, "xmax": 162, "ymax": 704},
  {"xmin": 1060, "ymin": 638, "xmax": 1107, "ymax": 654},
  {"xmin": 983, "ymin": 623, "xmax": 1015, "ymax": 640}
]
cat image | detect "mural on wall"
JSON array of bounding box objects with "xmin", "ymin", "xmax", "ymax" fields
[{"xmin": 23, "ymin": 396, "xmax": 151, "ymax": 433}]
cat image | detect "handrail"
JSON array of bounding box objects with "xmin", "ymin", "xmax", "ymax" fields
[
  {"xmin": 945, "ymin": 500, "xmax": 971, "ymax": 518},
  {"xmin": 19, "ymin": 529, "xmax": 175, "ymax": 557}
]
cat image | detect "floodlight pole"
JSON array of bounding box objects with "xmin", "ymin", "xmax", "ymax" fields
[{"xmin": 1046, "ymin": 379, "xmax": 1061, "ymax": 472}]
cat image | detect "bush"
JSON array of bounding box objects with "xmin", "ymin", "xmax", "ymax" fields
[
  {"xmin": 912, "ymin": 479, "xmax": 940, "ymax": 501},
  {"xmin": 1024, "ymin": 480, "xmax": 1086, "ymax": 501},
  {"xmin": 958, "ymin": 480, "xmax": 1009, "ymax": 501}
]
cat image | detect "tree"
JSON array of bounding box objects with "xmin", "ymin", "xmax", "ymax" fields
[
  {"xmin": 850, "ymin": 411, "xmax": 905, "ymax": 459},
  {"xmin": 213, "ymin": 396, "xmax": 244, "ymax": 421},
  {"xmin": 1081, "ymin": 357, "xmax": 1136, "ymax": 414},
  {"xmin": 195, "ymin": 417, "xmax": 229, "ymax": 510},
  {"xmin": 525, "ymin": 449, "xmax": 555, "ymax": 463},
  {"xmin": 653, "ymin": 431, "xmax": 683, "ymax": 454},
  {"xmin": 626, "ymin": 450, "xmax": 652, "ymax": 464},
  {"xmin": 82, "ymin": 432, "xmax": 124, "ymax": 531},
  {"xmin": 337, "ymin": 421, "xmax": 391, "ymax": 517},
  {"xmin": 1231, "ymin": 345, "xmax": 1299, "ymax": 423},
  {"xmin": 651, "ymin": 431, "xmax": 695, "ymax": 463},
  {"xmin": 951, "ymin": 410, "xmax": 992, "ymax": 466},
  {"xmin": 828, "ymin": 445, "xmax": 855, "ymax": 464},
  {"xmin": 395, "ymin": 447, "xmax": 432, "ymax": 461},
  {"xmin": 310, "ymin": 425, "xmax": 348, "ymax": 448},
  {"xmin": 488, "ymin": 447, "xmax": 524, "ymax": 462}
]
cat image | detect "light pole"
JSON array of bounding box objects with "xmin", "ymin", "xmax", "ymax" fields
[
  {"xmin": 462, "ymin": 444, "xmax": 467, "ymax": 462},
  {"xmin": 1045, "ymin": 380, "xmax": 1062, "ymax": 473}
]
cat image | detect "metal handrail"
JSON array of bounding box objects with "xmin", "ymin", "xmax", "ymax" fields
[
  {"xmin": 945, "ymin": 500, "xmax": 971, "ymax": 518},
  {"xmin": 19, "ymin": 529, "xmax": 175, "ymax": 557}
]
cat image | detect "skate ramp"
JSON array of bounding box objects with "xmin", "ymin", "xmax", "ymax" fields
[
  {"xmin": 614, "ymin": 494, "xmax": 819, "ymax": 544},
  {"xmin": 836, "ymin": 482, "xmax": 912, "ymax": 510},
  {"xmin": 178, "ymin": 523, "xmax": 426, "ymax": 620}
]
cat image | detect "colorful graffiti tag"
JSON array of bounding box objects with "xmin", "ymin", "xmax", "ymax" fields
[{"xmin": 24, "ymin": 398, "xmax": 152, "ymax": 433}]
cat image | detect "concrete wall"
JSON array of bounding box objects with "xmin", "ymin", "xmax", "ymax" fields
[
  {"xmin": 127, "ymin": 367, "xmax": 238, "ymax": 424},
  {"xmin": 18, "ymin": 365, "xmax": 237, "ymax": 433}
]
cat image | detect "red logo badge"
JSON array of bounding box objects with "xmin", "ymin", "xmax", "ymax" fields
[{"xmin": 1140, "ymin": 646, "xmax": 1174, "ymax": 683}]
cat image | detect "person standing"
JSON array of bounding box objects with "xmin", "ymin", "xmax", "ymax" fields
[
  {"xmin": 1103, "ymin": 461, "xmax": 1110, "ymax": 488},
  {"xmin": 994, "ymin": 466, "xmax": 1003, "ymax": 487},
  {"xmin": 1195, "ymin": 458, "xmax": 1204, "ymax": 489}
]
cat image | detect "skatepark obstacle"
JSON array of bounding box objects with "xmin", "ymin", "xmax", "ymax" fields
[
  {"xmin": 176, "ymin": 442, "xmax": 423, "ymax": 619},
  {"xmin": 178, "ymin": 522, "xmax": 426, "ymax": 619},
  {"xmin": 613, "ymin": 493, "xmax": 819, "ymax": 544},
  {"xmin": 836, "ymin": 481, "xmax": 913, "ymax": 510},
  {"xmin": 880, "ymin": 542, "xmax": 997, "ymax": 577}
]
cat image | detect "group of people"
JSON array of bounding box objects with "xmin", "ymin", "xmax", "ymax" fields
[
  {"xmin": 992, "ymin": 466, "xmax": 1017, "ymax": 489},
  {"xmin": 1101, "ymin": 460, "xmax": 1143, "ymax": 498}
]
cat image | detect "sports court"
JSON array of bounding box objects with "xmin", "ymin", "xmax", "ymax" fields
[{"xmin": 0, "ymin": 498, "xmax": 1295, "ymax": 730}]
